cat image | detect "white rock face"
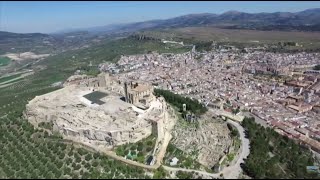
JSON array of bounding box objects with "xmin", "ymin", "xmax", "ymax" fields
[{"xmin": 24, "ymin": 85, "xmax": 162, "ymax": 150}]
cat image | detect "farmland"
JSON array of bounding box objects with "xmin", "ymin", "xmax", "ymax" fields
[
  {"xmin": 0, "ymin": 37, "xmax": 189, "ymax": 179},
  {"xmin": 0, "ymin": 57, "xmax": 11, "ymax": 67},
  {"xmin": 137, "ymin": 27, "xmax": 320, "ymax": 51},
  {"xmin": 0, "ymin": 74, "xmax": 22, "ymax": 84}
]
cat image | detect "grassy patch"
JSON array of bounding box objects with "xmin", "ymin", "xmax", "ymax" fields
[
  {"xmin": 115, "ymin": 135, "xmax": 156, "ymax": 164},
  {"xmin": 0, "ymin": 57, "xmax": 11, "ymax": 66},
  {"xmin": 227, "ymin": 153, "xmax": 235, "ymax": 162},
  {"xmin": 233, "ymin": 138, "xmax": 241, "ymax": 152},
  {"xmin": 220, "ymin": 156, "xmax": 228, "ymax": 167},
  {"xmin": 164, "ymin": 143, "xmax": 204, "ymax": 170}
]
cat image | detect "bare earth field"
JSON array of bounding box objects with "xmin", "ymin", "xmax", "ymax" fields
[
  {"xmin": 174, "ymin": 27, "xmax": 320, "ymax": 42},
  {"xmin": 141, "ymin": 27, "xmax": 320, "ymax": 48},
  {"xmin": 3, "ymin": 52, "xmax": 50, "ymax": 61}
]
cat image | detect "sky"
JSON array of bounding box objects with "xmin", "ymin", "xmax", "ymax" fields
[{"xmin": 0, "ymin": 1, "xmax": 320, "ymax": 33}]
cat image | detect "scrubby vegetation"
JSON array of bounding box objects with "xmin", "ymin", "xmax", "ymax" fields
[
  {"xmin": 152, "ymin": 166, "xmax": 168, "ymax": 179},
  {"xmin": 164, "ymin": 143, "xmax": 204, "ymax": 170},
  {"xmin": 241, "ymin": 117, "xmax": 319, "ymax": 179},
  {"xmin": 115, "ymin": 135, "xmax": 156, "ymax": 164},
  {"xmin": 193, "ymin": 41, "xmax": 213, "ymax": 52},
  {"xmin": 78, "ymin": 66, "xmax": 101, "ymax": 77},
  {"xmin": 176, "ymin": 170, "xmax": 195, "ymax": 179}
]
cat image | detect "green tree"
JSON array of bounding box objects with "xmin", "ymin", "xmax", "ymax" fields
[
  {"xmin": 85, "ymin": 154, "xmax": 92, "ymax": 161},
  {"xmin": 313, "ymin": 65, "xmax": 320, "ymax": 70}
]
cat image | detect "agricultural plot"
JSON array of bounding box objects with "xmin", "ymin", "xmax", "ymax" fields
[
  {"xmin": 0, "ymin": 37, "xmax": 191, "ymax": 179},
  {"xmin": 137, "ymin": 28, "xmax": 320, "ymax": 51},
  {"xmin": 0, "ymin": 74, "xmax": 21, "ymax": 84},
  {"xmin": 0, "ymin": 116, "xmax": 149, "ymax": 179},
  {"xmin": 0, "ymin": 72, "xmax": 35, "ymax": 89},
  {"xmin": 0, "ymin": 78, "xmax": 23, "ymax": 85},
  {"xmin": 174, "ymin": 27, "xmax": 320, "ymax": 43},
  {"xmin": 0, "ymin": 57, "xmax": 11, "ymax": 67}
]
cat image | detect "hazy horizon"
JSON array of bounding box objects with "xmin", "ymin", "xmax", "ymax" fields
[{"xmin": 1, "ymin": 1, "xmax": 320, "ymax": 34}]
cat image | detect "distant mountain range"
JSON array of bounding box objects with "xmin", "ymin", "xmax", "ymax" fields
[
  {"xmin": 56, "ymin": 8, "xmax": 320, "ymax": 34},
  {"xmin": 1, "ymin": 8, "xmax": 320, "ymax": 55},
  {"xmin": 0, "ymin": 31, "xmax": 49, "ymax": 41},
  {"xmin": 0, "ymin": 30, "xmax": 102, "ymax": 55}
]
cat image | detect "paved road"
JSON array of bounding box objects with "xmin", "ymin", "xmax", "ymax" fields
[
  {"xmin": 162, "ymin": 165, "xmax": 221, "ymax": 178},
  {"xmin": 102, "ymin": 150, "xmax": 159, "ymax": 170},
  {"xmin": 210, "ymin": 108, "xmax": 244, "ymax": 122},
  {"xmin": 222, "ymin": 119, "xmax": 250, "ymax": 179}
]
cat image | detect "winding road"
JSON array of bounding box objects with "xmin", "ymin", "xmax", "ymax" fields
[{"xmin": 221, "ymin": 119, "xmax": 250, "ymax": 179}]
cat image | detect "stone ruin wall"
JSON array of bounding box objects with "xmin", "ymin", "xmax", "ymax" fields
[
  {"xmin": 24, "ymin": 104, "xmax": 154, "ymax": 149},
  {"xmin": 24, "ymin": 74, "xmax": 160, "ymax": 149}
]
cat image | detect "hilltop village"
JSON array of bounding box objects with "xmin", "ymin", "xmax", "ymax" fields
[
  {"xmin": 100, "ymin": 46, "xmax": 320, "ymax": 153},
  {"xmin": 22, "ymin": 42, "xmax": 320, "ymax": 179},
  {"xmin": 24, "ymin": 68, "xmax": 234, "ymax": 177}
]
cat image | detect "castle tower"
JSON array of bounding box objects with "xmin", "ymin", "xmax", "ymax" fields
[
  {"xmin": 124, "ymin": 82, "xmax": 129, "ymax": 103},
  {"xmin": 182, "ymin": 104, "xmax": 187, "ymax": 112},
  {"xmin": 190, "ymin": 45, "xmax": 196, "ymax": 59}
]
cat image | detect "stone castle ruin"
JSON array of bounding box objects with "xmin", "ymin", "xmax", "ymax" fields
[{"xmin": 24, "ymin": 73, "xmax": 164, "ymax": 150}]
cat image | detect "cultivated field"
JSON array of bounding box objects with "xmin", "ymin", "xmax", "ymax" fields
[
  {"xmin": 175, "ymin": 27, "xmax": 320, "ymax": 42},
  {"xmin": 0, "ymin": 57, "xmax": 11, "ymax": 67},
  {"xmin": 139, "ymin": 27, "xmax": 320, "ymax": 49},
  {"xmin": 0, "ymin": 37, "xmax": 189, "ymax": 179}
]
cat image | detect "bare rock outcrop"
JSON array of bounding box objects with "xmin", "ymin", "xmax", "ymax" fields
[{"xmin": 24, "ymin": 85, "xmax": 160, "ymax": 150}]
